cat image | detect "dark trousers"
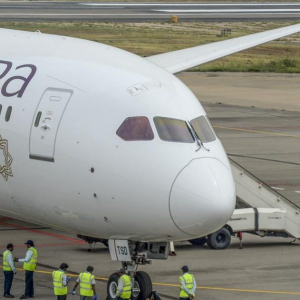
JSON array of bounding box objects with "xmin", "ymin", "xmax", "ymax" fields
[
  {"xmin": 80, "ymin": 296, "xmax": 93, "ymax": 300},
  {"xmin": 25, "ymin": 270, "xmax": 34, "ymax": 297},
  {"xmin": 3, "ymin": 271, "xmax": 14, "ymax": 296},
  {"xmin": 57, "ymin": 295, "xmax": 67, "ymax": 300}
]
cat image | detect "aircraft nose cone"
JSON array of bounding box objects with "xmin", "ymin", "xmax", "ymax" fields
[{"xmin": 170, "ymin": 158, "xmax": 235, "ymax": 236}]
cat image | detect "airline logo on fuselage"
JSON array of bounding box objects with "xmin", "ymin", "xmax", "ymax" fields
[
  {"xmin": 0, "ymin": 60, "xmax": 36, "ymax": 98},
  {"xmin": 0, "ymin": 135, "xmax": 13, "ymax": 181}
]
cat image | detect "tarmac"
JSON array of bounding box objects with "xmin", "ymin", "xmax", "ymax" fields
[
  {"xmin": 1, "ymin": 72, "xmax": 300, "ymax": 299},
  {"xmin": 1, "ymin": 2, "xmax": 300, "ymax": 22}
]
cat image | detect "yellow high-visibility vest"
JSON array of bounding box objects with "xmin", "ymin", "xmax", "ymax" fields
[
  {"xmin": 52, "ymin": 270, "xmax": 68, "ymax": 296},
  {"xmin": 118, "ymin": 274, "xmax": 132, "ymax": 299},
  {"xmin": 179, "ymin": 273, "xmax": 195, "ymax": 298},
  {"xmin": 23, "ymin": 247, "xmax": 38, "ymax": 271},
  {"xmin": 79, "ymin": 272, "xmax": 95, "ymax": 297},
  {"xmin": 3, "ymin": 250, "xmax": 13, "ymax": 271}
]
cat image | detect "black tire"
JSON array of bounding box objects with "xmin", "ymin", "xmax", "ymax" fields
[
  {"xmin": 107, "ymin": 273, "xmax": 119, "ymax": 300},
  {"xmin": 132, "ymin": 271, "xmax": 152, "ymax": 300},
  {"xmin": 207, "ymin": 227, "xmax": 231, "ymax": 250},
  {"xmin": 188, "ymin": 237, "xmax": 207, "ymax": 246}
]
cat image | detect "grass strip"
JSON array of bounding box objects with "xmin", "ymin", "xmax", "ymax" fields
[{"xmin": 1, "ymin": 21, "xmax": 300, "ymax": 73}]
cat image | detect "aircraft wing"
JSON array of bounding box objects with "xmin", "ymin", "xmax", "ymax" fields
[{"xmin": 146, "ymin": 23, "xmax": 300, "ymax": 74}]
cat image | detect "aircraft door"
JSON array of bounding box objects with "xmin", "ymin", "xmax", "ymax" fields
[{"xmin": 29, "ymin": 88, "xmax": 73, "ymax": 162}]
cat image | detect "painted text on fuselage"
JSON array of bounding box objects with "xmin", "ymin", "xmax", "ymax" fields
[{"xmin": 0, "ymin": 60, "xmax": 37, "ymax": 98}]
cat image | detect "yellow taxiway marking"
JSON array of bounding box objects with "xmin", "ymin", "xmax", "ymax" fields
[
  {"xmin": 1, "ymin": 266, "xmax": 300, "ymax": 296},
  {"xmin": 35, "ymin": 269, "xmax": 108, "ymax": 281},
  {"xmin": 153, "ymin": 282, "xmax": 300, "ymax": 295},
  {"xmin": 214, "ymin": 125, "xmax": 300, "ymax": 139}
]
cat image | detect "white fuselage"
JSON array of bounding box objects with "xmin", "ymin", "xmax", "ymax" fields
[{"xmin": 0, "ymin": 29, "xmax": 235, "ymax": 242}]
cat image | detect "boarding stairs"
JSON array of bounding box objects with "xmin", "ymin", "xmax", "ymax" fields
[{"xmin": 228, "ymin": 159, "xmax": 300, "ymax": 239}]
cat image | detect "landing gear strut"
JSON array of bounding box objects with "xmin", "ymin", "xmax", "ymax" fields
[{"xmin": 106, "ymin": 240, "xmax": 168, "ymax": 300}]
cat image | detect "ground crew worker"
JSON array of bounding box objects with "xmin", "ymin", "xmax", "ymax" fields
[
  {"xmin": 116, "ymin": 268, "xmax": 132, "ymax": 300},
  {"xmin": 3, "ymin": 243, "xmax": 16, "ymax": 298},
  {"xmin": 179, "ymin": 266, "xmax": 196, "ymax": 300},
  {"xmin": 72, "ymin": 266, "xmax": 97, "ymax": 300},
  {"xmin": 53, "ymin": 263, "xmax": 70, "ymax": 300},
  {"xmin": 14, "ymin": 240, "xmax": 38, "ymax": 299}
]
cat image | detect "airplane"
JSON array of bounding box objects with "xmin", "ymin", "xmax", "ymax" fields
[{"xmin": 0, "ymin": 23, "xmax": 300, "ymax": 300}]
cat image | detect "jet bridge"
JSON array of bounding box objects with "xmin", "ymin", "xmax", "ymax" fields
[{"xmin": 189, "ymin": 158, "xmax": 300, "ymax": 249}]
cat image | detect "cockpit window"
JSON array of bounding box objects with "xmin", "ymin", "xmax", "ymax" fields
[
  {"xmin": 190, "ymin": 116, "xmax": 216, "ymax": 143},
  {"xmin": 154, "ymin": 117, "xmax": 194, "ymax": 143},
  {"xmin": 117, "ymin": 117, "xmax": 154, "ymax": 141}
]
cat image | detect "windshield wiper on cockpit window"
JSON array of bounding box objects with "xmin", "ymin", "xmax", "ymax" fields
[
  {"xmin": 187, "ymin": 121, "xmax": 210, "ymax": 152},
  {"xmin": 186, "ymin": 121, "xmax": 201, "ymax": 151}
]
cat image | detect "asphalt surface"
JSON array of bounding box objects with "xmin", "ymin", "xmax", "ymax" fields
[
  {"xmin": 2, "ymin": 2, "xmax": 300, "ymax": 22},
  {"xmin": 1, "ymin": 73, "xmax": 300, "ymax": 299},
  {"xmin": 1, "ymin": 218, "xmax": 300, "ymax": 300},
  {"xmin": 207, "ymin": 103, "xmax": 300, "ymax": 207}
]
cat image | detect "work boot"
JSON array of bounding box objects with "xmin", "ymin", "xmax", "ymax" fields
[
  {"xmin": 4, "ymin": 295, "xmax": 14, "ymax": 298},
  {"xmin": 19, "ymin": 296, "xmax": 28, "ymax": 299}
]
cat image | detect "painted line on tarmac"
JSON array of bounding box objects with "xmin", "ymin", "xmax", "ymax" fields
[
  {"xmin": 152, "ymin": 282, "xmax": 300, "ymax": 295},
  {"xmin": 1, "ymin": 266, "xmax": 299, "ymax": 296},
  {"xmin": 0, "ymin": 13, "xmax": 299, "ymax": 18},
  {"xmin": 80, "ymin": 3, "xmax": 300, "ymax": 6},
  {"xmin": 154, "ymin": 9, "xmax": 300, "ymax": 13},
  {"xmin": 0, "ymin": 227, "xmax": 49, "ymax": 231},
  {"xmin": 214, "ymin": 125, "xmax": 300, "ymax": 139},
  {"xmin": 271, "ymin": 187, "xmax": 285, "ymax": 191},
  {"xmin": 0, "ymin": 6, "xmax": 47, "ymax": 8},
  {"xmin": 268, "ymin": 183, "xmax": 300, "ymax": 187},
  {"xmin": 0, "ymin": 265, "xmax": 108, "ymax": 282},
  {"xmin": 198, "ymin": 286, "xmax": 300, "ymax": 295},
  {"xmin": 0, "ymin": 13, "xmax": 171, "ymax": 16},
  {"xmin": 0, "ymin": 242, "xmax": 81, "ymax": 249},
  {"xmin": 0, "ymin": 217, "xmax": 12, "ymax": 222},
  {"xmin": 0, "ymin": 220, "xmax": 85, "ymax": 244},
  {"xmin": 228, "ymin": 154, "xmax": 300, "ymax": 166}
]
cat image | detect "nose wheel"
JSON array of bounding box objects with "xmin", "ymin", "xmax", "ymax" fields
[
  {"xmin": 132, "ymin": 271, "xmax": 152, "ymax": 300},
  {"xmin": 107, "ymin": 273, "xmax": 119, "ymax": 299},
  {"xmin": 107, "ymin": 271, "xmax": 152, "ymax": 300}
]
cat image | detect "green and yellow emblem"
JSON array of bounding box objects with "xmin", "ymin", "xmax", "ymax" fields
[{"xmin": 0, "ymin": 134, "xmax": 13, "ymax": 181}]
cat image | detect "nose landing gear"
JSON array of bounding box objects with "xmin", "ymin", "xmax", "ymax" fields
[{"xmin": 107, "ymin": 240, "xmax": 169, "ymax": 300}]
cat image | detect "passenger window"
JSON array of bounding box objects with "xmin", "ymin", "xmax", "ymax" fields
[
  {"xmin": 154, "ymin": 117, "xmax": 194, "ymax": 143},
  {"xmin": 117, "ymin": 117, "xmax": 154, "ymax": 141},
  {"xmin": 190, "ymin": 116, "xmax": 216, "ymax": 143},
  {"xmin": 5, "ymin": 106, "xmax": 12, "ymax": 122},
  {"xmin": 34, "ymin": 111, "xmax": 42, "ymax": 127}
]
